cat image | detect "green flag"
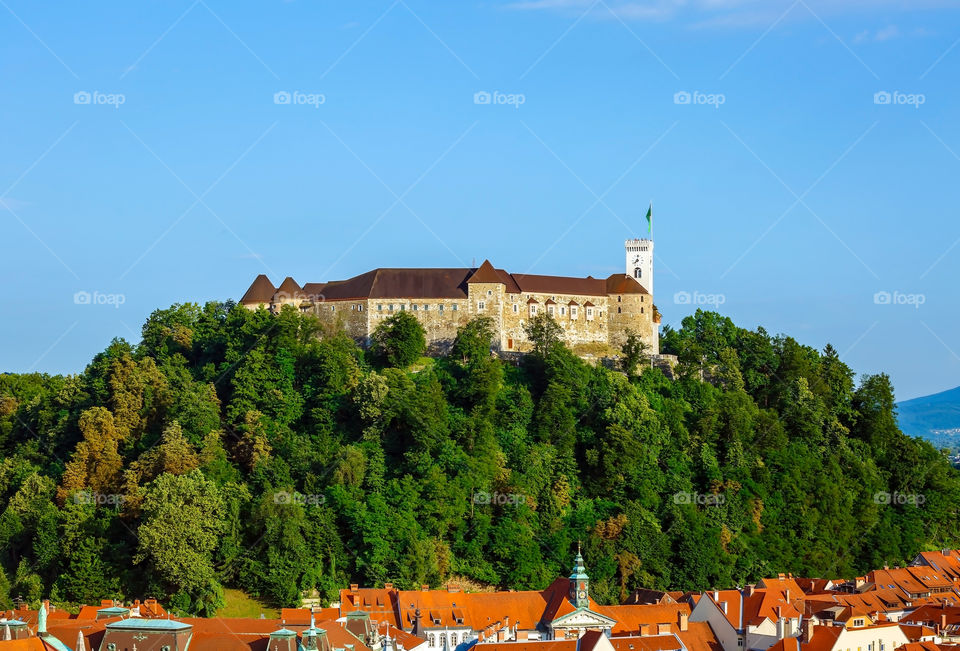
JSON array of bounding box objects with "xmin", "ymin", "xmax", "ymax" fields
[{"xmin": 645, "ymin": 202, "xmax": 652, "ymax": 234}]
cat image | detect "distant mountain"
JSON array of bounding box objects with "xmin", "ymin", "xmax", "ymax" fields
[{"xmin": 898, "ymin": 385, "xmax": 960, "ymax": 448}]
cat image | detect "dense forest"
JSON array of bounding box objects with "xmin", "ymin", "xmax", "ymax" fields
[{"xmin": 1, "ymin": 303, "xmax": 958, "ymax": 616}]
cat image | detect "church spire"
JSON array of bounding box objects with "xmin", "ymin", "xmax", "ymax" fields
[{"xmin": 569, "ymin": 546, "xmax": 590, "ymax": 609}]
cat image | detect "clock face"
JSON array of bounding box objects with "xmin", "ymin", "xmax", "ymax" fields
[{"xmin": 578, "ymin": 590, "xmax": 587, "ymax": 599}]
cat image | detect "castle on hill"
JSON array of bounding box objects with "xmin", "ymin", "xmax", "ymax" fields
[{"xmin": 240, "ymin": 238, "xmax": 660, "ymax": 355}]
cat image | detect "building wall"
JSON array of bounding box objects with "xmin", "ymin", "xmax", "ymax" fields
[
  {"xmin": 363, "ymin": 298, "xmax": 471, "ymax": 352},
  {"xmin": 311, "ymin": 299, "xmax": 370, "ymax": 341},
  {"xmin": 500, "ymin": 291, "xmax": 613, "ymax": 353},
  {"xmin": 287, "ymin": 283, "xmax": 657, "ymax": 357},
  {"xmin": 468, "ymin": 282, "xmax": 507, "ymax": 350},
  {"xmin": 831, "ymin": 626, "xmax": 909, "ymax": 651},
  {"xmin": 607, "ymin": 292, "xmax": 654, "ymax": 350}
]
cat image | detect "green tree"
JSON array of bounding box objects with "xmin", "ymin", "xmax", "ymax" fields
[
  {"xmin": 524, "ymin": 313, "xmax": 563, "ymax": 357},
  {"xmin": 134, "ymin": 470, "xmax": 226, "ymax": 615},
  {"xmin": 619, "ymin": 331, "xmax": 649, "ymax": 378},
  {"xmin": 372, "ymin": 311, "xmax": 426, "ymax": 367}
]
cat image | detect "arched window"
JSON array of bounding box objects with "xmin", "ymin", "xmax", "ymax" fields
[{"xmin": 634, "ymin": 267, "xmax": 642, "ymax": 278}]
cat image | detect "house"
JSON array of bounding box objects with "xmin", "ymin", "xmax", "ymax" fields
[
  {"xmin": 768, "ymin": 622, "xmax": 910, "ymax": 651},
  {"xmin": 689, "ymin": 586, "xmax": 803, "ymax": 651}
]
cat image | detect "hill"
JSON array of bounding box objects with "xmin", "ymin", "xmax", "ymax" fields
[
  {"xmin": 898, "ymin": 385, "xmax": 960, "ymax": 449},
  {"xmin": 0, "ymin": 304, "xmax": 958, "ymax": 615}
]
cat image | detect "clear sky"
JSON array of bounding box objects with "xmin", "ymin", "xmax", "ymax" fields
[{"xmin": 2, "ymin": 0, "xmax": 959, "ymax": 401}]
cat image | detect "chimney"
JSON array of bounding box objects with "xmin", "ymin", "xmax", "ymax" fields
[
  {"xmin": 942, "ymin": 614, "xmax": 948, "ymax": 632},
  {"xmin": 802, "ymin": 619, "xmax": 816, "ymax": 644},
  {"xmin": 447, "ymin": 583, "xmax": 460, "ymax": 593},
  {"xmin": 679, "ymin": 612, "xmax": 689, "ymax": 632},
  {"xmin": 713, "ymin": 591, "xmax": 720, "ymax": 602},
  {"xmin": 786, "ymin": 589, "xmax": 791, "ymax": 603},
  {"xmin": 746, "ymin": 585, "xmax": 756, "ymax": 597},
  {"xmin": 421, "ymin": 585, "xmax": 430, "ymax": 592},
  {"xmin": 350, "ymin": 584, "xmax": 359, "ymax": 593},
  {"xmin": 384, "ymin": 583, "xmax": 393, "ymax": 590}
]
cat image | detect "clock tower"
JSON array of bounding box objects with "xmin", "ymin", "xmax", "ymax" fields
[
  {"xmin": 569, "ymin": 545, "xmax": 590, "ymax": 609},
  {"xmin": 625, "ymin": 237, "xmax": 653, "ymax": 296}
]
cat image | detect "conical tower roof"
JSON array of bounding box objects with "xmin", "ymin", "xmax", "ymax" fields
[
  {"xmin": 466, "ymin": 260, "xmax": 503, "ymax": 284},
  {"xmin": 240, "ymin": 274, "xmax": 276, "ymax": 305}
]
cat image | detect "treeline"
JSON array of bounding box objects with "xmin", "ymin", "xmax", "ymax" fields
[{"xmin": 0, "ymin": 304, "xmax": 957, "ymax": 616}]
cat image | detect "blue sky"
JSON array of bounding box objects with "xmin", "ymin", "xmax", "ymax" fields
[{"xmin": 2, "ymin": 0, "xmax": 960, "ymax": 400}]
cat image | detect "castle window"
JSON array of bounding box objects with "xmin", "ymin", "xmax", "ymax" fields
[
  {"xmin": 378, "ymin": 304, "xmax": 383, "ymax": 311},
  {"xmin": 513, "ymin": 304, "xmax": 518, "ymax": 313},
  {"xmin": 423, "ymin": 304, "xmax": 429, "ymax": 311},
  {"xmin": 530, "ymin": 304, "xmax": 538, "ymax": 316},
  {"xmin": 358, "ymin": 304, "xmax": 363, "ymax": 312},
  {"xmin": 571, "ymin": 306, "xmax": 578, "ymax": 319},
  {"xmin": 641, "ymin": 296, "xmax": 644, "ymax": 302},
  {"xmin": 331, "ymin": 305, "xmax": 335, "ymax": 312},
  {"xmin": 634, "ymin": 268, "xmax": 642, "ymax": 278},
  {"xmin": 452, "ymin": 304, "xmax": 458, "ymax": 311},
  {"xmin": 478, "ymin": 301, "xmax": 485, "ymax": 311},
  {"xmin": 617, "ymin": 307, "xmax": 621, "ymax": 314},
  {"xmin": 429, "ymin": 635, "xmax": 436, "ymax": 648},
  {"xmin": 547, "ymin": 305, "xmax": 554, "ymax": 316},
  {"xmin": 439, "ymin": 304, "xmax": 444, "ymax": 312},
  {"xmin": 560, "ymin": 307, "xmax": 565, "ymax": 316},
  {"xmin": 586, "ymin": 308, "xmax": 594, "ymax": 320},
  {"xmin": 618, "ymin": 296, "xmax": 622, "ymax": 302},
  {"xmin": 400, "ymin": 304, "xmax": 405, "ymax": 311},
  {"xmin": 389, "ymin": 304, "xmax": 394, "ymax": 311},
  {"xmin": 487, "ymin": 290, "xmax": 492, "ymax": 296},
  {"xmin": 413, "ymin": 304, "xmax": 418, "ymax": 311},
  {"xmin": 641, "ymin": 307, "xmax": 644, "ymax": 314}
]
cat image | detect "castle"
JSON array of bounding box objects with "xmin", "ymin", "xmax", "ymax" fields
[{"xmin": 240, "ymin": 238, "xmax": 659, "ymax": 355}]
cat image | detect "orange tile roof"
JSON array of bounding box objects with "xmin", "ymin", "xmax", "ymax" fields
[
  {"xmin": 897, "ymin": 642, "xmax": 941, "ymax": 651},
  {"xmin": 758, "ymin": 577, "xmax": 807, "ymax": 598},
  {"xmin": 340, "ymin": 587, "xmax": 402, "ymax": 628},
  {"xmin": 804, "ymin": 624, "xmax": 844, "ymax": 651},
  {"xmin": 608, "ymin": 635, "xmax": 683, "ymax": 651},
  {"xmin": 900, "ymin": 625, "xmax": 937, "ymax": 642},
  {"xmin": 594, "ymin": 604, "xmax": 690, "ymax": 636},
  {"xmin": 742, "ymin": 589, "xmax": 803, "ymax": 626},
  {"xmin": 480, "ymin": 640, "xmax": 577, "ymax": 651},
  {"xmin": 677, "ymin": 622, "xmax": 724, "ymax": 651},
  {"xmin": 0, "ymin": 639, "xmax": 46, "ymax": 651}
]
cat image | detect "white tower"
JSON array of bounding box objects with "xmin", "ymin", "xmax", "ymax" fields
[{"xmin": 625, "ymin": 238, "xmax": 653, "ymax": 296}]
